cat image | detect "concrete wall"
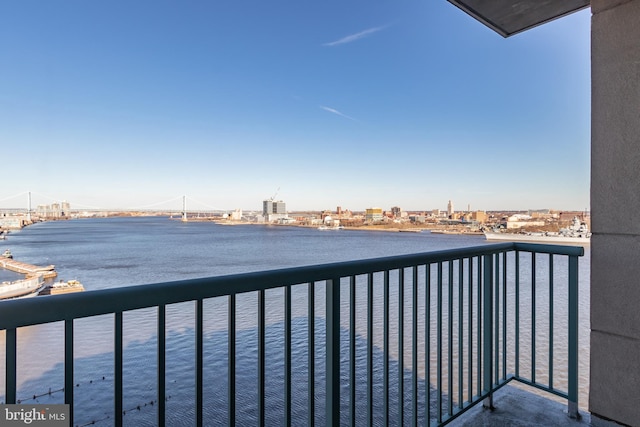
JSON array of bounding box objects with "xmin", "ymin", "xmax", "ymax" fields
[{"xmin": 590, "ymin": 1, "xmax": 640, "ymax": 425}]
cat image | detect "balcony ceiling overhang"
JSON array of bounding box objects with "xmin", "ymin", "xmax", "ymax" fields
[{"xmin": 447, "ymin": 0, "xmax": 590, "ymax": 37}]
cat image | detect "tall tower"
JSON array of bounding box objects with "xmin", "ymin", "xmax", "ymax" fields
[
  {"xmin": 27, "ymin": 192, "xmax": 32, "ymax": 222},
  {"xmin": 447, "ymin": 200, "xmax": 454, "ymax": 217}
]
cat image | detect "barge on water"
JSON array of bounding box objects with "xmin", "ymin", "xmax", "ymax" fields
[
  {"xmin": 39, "ymin": 279, "xmax": 85, "ymax": 296},
  {"xmin": 0, "ymin": 274, "xmax": 45, "ymax": 300},
  {"xmin": 0, "ymin": 256, "xmax": 57, "ymax": 279}
]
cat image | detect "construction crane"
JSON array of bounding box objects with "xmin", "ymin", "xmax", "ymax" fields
[{"xmin": 269, "ymin": 187, "xmax": 280, "ymax": 201}]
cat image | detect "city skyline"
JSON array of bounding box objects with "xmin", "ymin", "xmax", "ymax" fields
[
  {"xmin": 1, "ymin": 2, "xmax": 590, "ymax": 212},
  {"xmin": 0, "ymin": 191, "xmax": 588, "ymax": 215}
]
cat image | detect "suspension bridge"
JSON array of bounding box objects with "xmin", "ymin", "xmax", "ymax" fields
[{"xmin": 0, "ymin": 192, "xmax": 231, "ymax": 219}]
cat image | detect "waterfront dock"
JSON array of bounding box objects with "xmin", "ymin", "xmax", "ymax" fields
[{"xmin": 0, "ymin": 258, "xmax": 57, "ymax": 279}]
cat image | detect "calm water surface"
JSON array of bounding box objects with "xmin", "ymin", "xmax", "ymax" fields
[{"xmin": 0, "ymin": 217, "xmax": 590, "ymax": 426}]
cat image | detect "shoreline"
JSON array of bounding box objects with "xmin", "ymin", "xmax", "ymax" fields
[{"xmin": 208, "ymin": 219, "xmax": 487, "ymax": 236}]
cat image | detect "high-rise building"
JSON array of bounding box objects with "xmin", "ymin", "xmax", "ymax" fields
[
  {"xmin": 262, "ymin": 200, "xmax": 287, "ymax": 222},
  {"xmin": 447, "ymin": 200, "xmax": 454, "ymax": 217},
  {"xmin": 61, "ymin": 201, "xmax": 71, "ymax": 216}
]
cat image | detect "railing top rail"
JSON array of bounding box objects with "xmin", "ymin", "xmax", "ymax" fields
[
  {"xmin": 513, "ymin": 242, "xmax": 585, "ymax": 256},
  {"xmin": 0, "ymin": 242, "xmax": 583, "ymax": 329}
]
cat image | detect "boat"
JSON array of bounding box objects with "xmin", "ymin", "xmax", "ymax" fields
[
  {"xmin": 2, "ymin": 249, "xmax": 13, "ymax": 259},
  {"xmin": 484, "ymin": 216, "xmax": 590, "ymax": 244},
  {"xmin": 318, "ymin": 225, "xmax": 344, "ymax": 230},
  {"xmin": 39, "ymin": 279, "xmax": 85, "ymax": 296},
  {"xmin": 0, "ymin": 274, "xmax": 46, "ymax": 300}
]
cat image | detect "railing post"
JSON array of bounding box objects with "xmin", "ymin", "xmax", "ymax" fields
[
  {"xmin": 65, "ymin": 319, "xmax": 74, "ymax": 427},
  {"xmin": 158, "ymin": 304, "xmax": 166, "ymax": 427},
  {"xmin": 483, "ymin": 254, "xmax": 494, "ymax": 409},
  {"xmin": 5, "ymin": 328, "xmax": 17, "ymax": 404},
  {"xmin": 567, "ymin": 255, "xmax": 580, "ymax": 419},
  {"xmin": 228, "ymin": 294, "xmax": 236, "ymax": 427},
  {"xmin": 196, "ymin": 299, "xmax": 204, "ymax": 427},
  {"xmin": 115, "ymin": 312, "xmax": 123, "ymax": 427},
  {"xmin": 326, "ymin": 278, "xmax": 340, "ymax": 426},
  {"xmin": 258, "ymin": 290, "xmax": 266, "ymax": 426}
]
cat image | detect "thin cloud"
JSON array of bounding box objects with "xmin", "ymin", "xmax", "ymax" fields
[
  {"xmin": 320, "ymin": 106, "xmax": 358, "ymax": 122},
  {"xmin": 323, "ymin": 24, "xmax": 389, "ymax": 47}
]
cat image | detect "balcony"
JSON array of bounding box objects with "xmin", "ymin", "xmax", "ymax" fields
[{"xmin": 1, "ymin": 242, "xmax": 585, "ymax": 426}]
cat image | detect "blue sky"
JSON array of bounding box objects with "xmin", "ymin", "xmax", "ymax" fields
[{"xmin": 0, "ymin": 1, "xmax": 591, "ymax": 212}]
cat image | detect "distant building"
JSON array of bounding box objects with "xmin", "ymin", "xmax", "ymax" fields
[
  {"xmin": 447, "ymin": 200, "xmax": 454, "ymax": 217},
  {"xmin": 0, "ymin": 216, "xmax": 27, "ymax": 230},
  {"xmin": 230, "ymin": 209, "xmax": 242, "ymax": 221},
  {"xmin": 36, "ymin": 201, "xmax": 71, "ymax": 219},
  {"xmin": 471, "ymin": 211, "xmax": 487, "ymax": 223},
  {"xmin": 410, "ymin": 215, "xmax": 426, "ymax": 223},
  {"xmin": 365, "ymin": 208, "xmax": 383, "ymax": 222},
  {"xmin": 390, "ymin": 206, "xmax": 402, "ymax": 218},
  {"xmin": 262, "ymin": 200, "xmax": 287, "ymax": 222},
  {"xmin": 61, "ymin": 201, "xmax": 71, "ymax": 216}
]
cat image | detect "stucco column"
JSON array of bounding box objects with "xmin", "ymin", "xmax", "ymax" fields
[{"xmin": 590, "ymin": 0, "xmax": 640, "ymax": 425}]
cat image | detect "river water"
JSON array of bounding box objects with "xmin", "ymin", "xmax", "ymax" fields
[{"xmin": 0, "ymin": 217, "xmax": 590, "ymax": 426}]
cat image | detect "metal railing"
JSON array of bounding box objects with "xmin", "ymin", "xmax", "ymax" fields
[{"xmin": 0, "ymin": 242, "xmax": 583, "ymax": 426}]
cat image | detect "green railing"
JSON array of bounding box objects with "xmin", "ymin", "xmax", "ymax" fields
[{"xmin": 0, "ymin": 242, "xmax": 583, "ymax": 426}]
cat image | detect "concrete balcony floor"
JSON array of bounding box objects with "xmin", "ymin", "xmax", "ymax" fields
[{"xmin": 453, "ymin": 384, "xmax": 591, "ymax": 426}]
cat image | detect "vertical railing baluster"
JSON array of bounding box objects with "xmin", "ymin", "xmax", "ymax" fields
[
  {"xmin": 259, "ymin": 290, "xmax": 266, "ymax": 427},
  {"xmin": 229, "ymin": 294, "xmax": 236, "ymax": 427},
  {"xmin": 515, "ymin": 251, "xmax": 520, "ymax": 379},
  {"xmin": 350, "ymin": 276, "xmax": 356, "ymax": 427},
  {"xmin": 476, "ymin": 256, "xmax": 482, "ymax": 399},
  {"xmin": 549, "ymin": 254, "xmax": 554, "ymax": 389},
  {"xmin": 158, "ymin": 304, "xmax": 166, "ymax": 427},
  {"xmin": 115, "ymin": 312, "xmax": 123, "ymax": 427},
  {"xmin": 531, "ymin": 253, "xmax": 536, "ymax": 384},
  {"xmin": 326, "ymin": 277, "xmax": 341, "ymax": 426},
  {"xmin": 425, "ymin": 264, "xmax": 431, "ymax": 426},
  {"xmin": 502, "ymin": 252, "xmax": 507, "ymax": 381},
  {"xmin": 412, "ymin": 266, "xmax": 418, "ymax": 427},
  {"xmin": 383, "ymin": 270, "xmax": 390, "ymax": 425},
  {"xmin": 568, "ymin": 254, "xmax": 580, "ymax": 418},
  {"xmin": 367, "ymin": 273, "xmax": 373, "ymax": 427},
  {"xmin": 468, "ymin": 258, "xmax": 473, "ymax": 404},
  {"xmin": 65, "ymin": 319, "xmax": 74, "ymax": 426},
  {"xmin": 482, "ymin": 255, "xmax": 493, "ymax": 409},
  {"xmin": 447, "ymin": 261, "xmax": 453, "ymax": 418},
  {"xmin": 398, "ymin": 268, "xmax": 405, "ymax": 426},
  {"xmin": 5, "ymin": 327, "xmax": 16, "ymax": 404},
  {"xmin": 285, "ymin": 286, "xmax": 292, "ymax": 426},
  {"xmin": 494, "ymin": 254, "xmax": 499, "ymax": 386},
  {"xmin": 308, "ymin": 283, "xmax": 315, "ymax": 426},
  {"xmin": 196, "ymin": 299, "xmax": 203, "ymax": 427},
  {"xmin": 437, "ymin": 262, "xmax": 443, "ymax": 424},
  {"xmin": 458, "ymin": 259, "xmax": 463, "ymax": 409}
]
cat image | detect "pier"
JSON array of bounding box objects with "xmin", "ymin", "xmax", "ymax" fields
[{"xmin": 0, "ymin": 258, "xmax": 57, "ymax": 279}]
